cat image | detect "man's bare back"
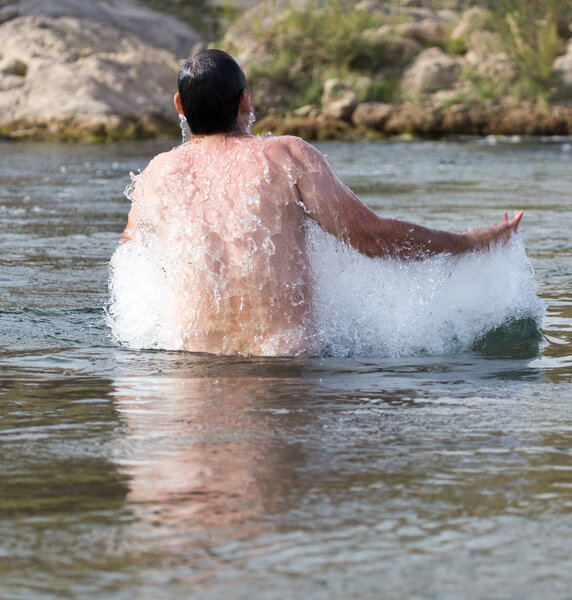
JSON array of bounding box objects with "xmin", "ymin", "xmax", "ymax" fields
[
  {"xmin": 124, "ymin": 135, "xmax": 320, "ymax": 355},
  {"xmin": 122, "ymin": 133, "xmax": 522, "ymax": 356},
  {"xmin": 119, "ymin": 50, "xmax": 523, "ymax": 357}
]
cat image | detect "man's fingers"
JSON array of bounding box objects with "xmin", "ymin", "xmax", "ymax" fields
[{"xmin": 511, "ymin": 210, "xmax": 524, "ymax": 228}]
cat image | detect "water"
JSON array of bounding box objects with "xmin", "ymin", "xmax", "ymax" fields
[{"xmin": 1, "ymin": 137, "xmax": 571, "ymax": 599}]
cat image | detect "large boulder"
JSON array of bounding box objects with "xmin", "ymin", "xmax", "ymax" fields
[
  {"xmin": 321, "ymin": 79, "xmax": 358, "ymax": 121},
  {"xmin": 352, "ymin": 102, "xmax": 393, "ymax": 130},
  {"xmin": 451, "ymin": 7, "xmax": 516, "ymax": 84},
  {"xmin": 17, "ymin": 0, "xmax": 201, "ymax": 57},
  {"xmin": 401, "ymin": 47, "xmax": 461, "ymax": 95},
  {"xmin": 0, "ymin": 1, "xmax": 201, "ymax": 139},
  {"xmin": 554, "ymin": 40, "xmax": 572, "ymax": 90}
]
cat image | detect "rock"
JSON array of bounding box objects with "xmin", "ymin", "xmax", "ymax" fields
[
  {"xmin": 463, "ymin": 31, "xmax": 517, "ymax": 82},
  {"xmin": 401, "ymin": 47, "xmax": 460, "ymax": 95},
  {"xmin": 383, "ymin": 102, "xmax": 434, "ymax": 135},
  {"xmin": 354, "ymin": 0, "xmax": 383, "ymax": 14},
  {"xmin": 0, "ymin": 13, "xmax": 185, "ymax": 139},
  {"xmin": 0, "ymin": 5, "xmax": 18, "ymax": 23},
  {"xmin": 321, "ymin": 79, "xmax": 358, "ymax": 121},
  {"xmin": 222, "ymin": 5, "xmax": 277, "ymax": 70},
  {"xmin": 254, "ymin": 114, "xmax": 352, "ymax": 141},
  {"xmin": 18, "ymin": 0, "xmax": 200, "ymax": 57},
  {"xmin": 435, "ymin": 9, "xmax": 460, "ymax": 25},
  {"xmin": 0, "ymin": 57, "xmax": 27, "ymax": 76},
  {"xmin": 291, "ymin": 104, "xmax": 320, "ymax": 118},
  {"xmin": 554, "ymin": 40, "xmax": 572, "ymax": 89},
  {"xmin": 439, "ymin": 105, "xmax": 489, "ymax": 136},
  {"xmin": 396, "ymin": 19, "xmax": 445, "ymax": 46},
  {"xmin": 449, "ymin": 6, "xmax": 516, "ymax": 83},
  {"xmin": 397, "ymin": 7, "xmax": 439, "ymax": 22},
  {"xmin": 352, "ymin": 102, "xmax": 393, "ymax": 130},
  {"xmin": 361, "ymin": 27, "xmax": 422, "ymax": 66}
]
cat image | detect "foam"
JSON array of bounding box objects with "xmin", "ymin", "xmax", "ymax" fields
[
  {"xmin": 107, "ymin": 219, "xmax": 544, "ymax": 358},
  {"xmin": 107, "ymin": 241, "xmax": 181, "ymax": 351},
  {"xmin": 306, "ymin": 221, "xmax": 545, "ymax": 357}
]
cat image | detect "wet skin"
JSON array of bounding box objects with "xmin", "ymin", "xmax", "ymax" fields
[{"xmin": 121, "ymin": 92, "xmax": 522, "ymax": 356}]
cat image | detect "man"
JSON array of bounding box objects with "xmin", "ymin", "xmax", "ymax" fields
[{"xmin": 121, "ymin": 49, "xmax": 523, "ymax": 356}]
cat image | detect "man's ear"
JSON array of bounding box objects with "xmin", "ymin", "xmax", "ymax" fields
[
  {"xmin": 174, "ymin": 92, "xmax": 184, "ymax": 116},
  {"xmin": 239, "ymin": 89, "xmax": 252, "ymax": 114}
]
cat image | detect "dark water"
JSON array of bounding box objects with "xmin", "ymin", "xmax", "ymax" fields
[{"xmin": 1, "ymin": 138, "xmax": 571, "ymax": 599}]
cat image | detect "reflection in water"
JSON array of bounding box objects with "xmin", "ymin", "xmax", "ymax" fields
[
  {"xmin": 1, "ymin": 350, "xmax": 571, "ymax": 599},
  {"xmin": 111, "ymin": 352, "xmax": 572, "ymax": 545},
  {"xmin": 113, "ymin": 356, "xmax": 312, "ymax": 538},
  {"xmin": 0, "ymin": 370, "xmax": 127, "ymax": 516}
]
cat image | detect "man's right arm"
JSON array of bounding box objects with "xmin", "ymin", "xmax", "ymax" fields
[
  {"xmin": 287, "ymin": 138, "xmax": 522, "ymax": 259},
  {"xmin": 120, "ymin": 205, "xmax": 139, "ymax": 243}
]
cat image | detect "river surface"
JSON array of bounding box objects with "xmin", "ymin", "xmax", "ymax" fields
[{"xmin": 1, "ymin": 137, "xmax": 571, "ymax": 599}]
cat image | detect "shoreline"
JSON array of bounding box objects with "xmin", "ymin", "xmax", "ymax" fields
[
  {"xmin": 3, "ymin": 2, "xmax": 572, "ymax": 144},
  {"xmin": 253, "ymin": 102, "xmax": 572, "ymax": 141},
  {"xmin": 3, "ymin": 102, "xmax": 572, "ymax": 143}
]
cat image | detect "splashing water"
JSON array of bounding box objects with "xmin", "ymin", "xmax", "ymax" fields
[
  {"xmin": 247, "ymin": 110, "xmax": 256, "ymax": 135},
  {"xmin": 107, "ymin": 241, "xmax": 181, "ymax": 350},
  {"xmin": 108, "ymin": 218, "xmax": 544, "ymax": 357},
  {"xmin": 107, "ymin": 135, "xmax": 545, "ymax": 358},
  {"xmin": 179, "ymin": 114, "xmax": 191, "ymax": 144},
  {"xmin": 178, "ymin": 112, "xmax": 255, "ymax": 144},
  {"xmin": 305, "ymin": 221, "xmax": 544, "ymax": 357}
]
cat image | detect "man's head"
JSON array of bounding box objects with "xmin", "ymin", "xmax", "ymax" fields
[{"xmin": 175, "ymin": 49, "xmax": 250, "ymax": 135}]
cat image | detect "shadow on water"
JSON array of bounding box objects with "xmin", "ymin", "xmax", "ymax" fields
[
  {"xmin": 472, "ymin": 317, "xmax": 544, "ymax": 360},
  {"xmin": 0, "ymin": 372, "xmax": 129, "ymax": 517}
]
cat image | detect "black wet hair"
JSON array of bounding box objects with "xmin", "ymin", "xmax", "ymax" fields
[{"xmin": 178, "ymin": 49, "xmax": 248, "ymax": 135}]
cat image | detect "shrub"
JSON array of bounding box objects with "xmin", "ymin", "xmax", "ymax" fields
[
  {"xmin": 136, "ymin": 0, "xmax": 232, "ymax": 41},
  {"xmin": 246, "ymin": 0, "xmax": 416, "ymax": 111},
  {"xmin": 486, "ymin": 0, "xmax": 569, "ymax": 101}
]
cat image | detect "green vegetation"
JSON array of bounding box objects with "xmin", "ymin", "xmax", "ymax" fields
[
  {"xmin": 237, "ymin": 0, "xmax": 571, "ymax": 115},
  {"xmin": 8, "ymin": 0, "xmax": 570, "ymax": 141},
  {"xmin": 136, "ymin": 0, "xmax": 235, "ymax": 41},
  {"xmin": 486, "ymin": 0, "xmax": 571, "ymax": 103},
  {"xmin": 139, "ymin": 0, "xmax": 572, "ymax": 114},
  {"xmin": 441, "ymin": 37, "xmax": 468, "ymax": 57},
  {"xmin": 441, "ymin": 90, "xmax": 471, "ymax": 109},
  {"xmin": 245, "ymin": 0, "xmax": 416, "ymax": 109}
]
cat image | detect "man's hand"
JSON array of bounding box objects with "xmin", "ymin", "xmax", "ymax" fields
[{"xmin": 464, "ymin": 210, "xmax": 523, "ymax": 251}]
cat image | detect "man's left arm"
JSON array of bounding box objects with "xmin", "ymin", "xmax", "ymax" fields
[{"xmin": 289, "ymin": 138, "xmax": 522, "ymax": 259}]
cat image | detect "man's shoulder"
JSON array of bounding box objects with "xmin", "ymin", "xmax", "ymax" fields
[
  {"xmin": 258, "ymin": 134, "xmax": 318, "ymax": 161},
  {"xmin": 259, "ymin": 134, "xmax": 310, "ymax": 149},
  {"xmin": 144, "ymin": 145, "xmax": 185, "ymax": 174},
  {"xmin": 152, "ymin": 144, "xmax": 185, "ymax": 164}
]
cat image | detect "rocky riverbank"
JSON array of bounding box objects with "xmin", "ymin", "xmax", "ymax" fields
[
  {"xmin": 1, "ymin": 0, "xmax": 572, "ymax": 141},
  {"xmin": 230, "ymin": 1, "xmax": 572, "ymax": 139},
  {"xmin": 0, "ymin": 0, "xmax": 201, "ymax": 141},
  {"xmin": 252, "ymin": 102, "xmax": 572, "ymax": 140}
]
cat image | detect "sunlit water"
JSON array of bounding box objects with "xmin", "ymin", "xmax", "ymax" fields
[{"xmin": 1, "ymin": 137, "xmax": 571, "ymax": 599}]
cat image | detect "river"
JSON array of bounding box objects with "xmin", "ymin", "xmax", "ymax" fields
[{"xmin": 1, "ymin": 137, "xmax": 571, "ymax": 599}]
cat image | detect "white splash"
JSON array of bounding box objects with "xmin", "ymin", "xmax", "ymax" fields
[
  {"xmin": 179, "ymin": 114, "xmax": 191, "ymax": 144},
  {"xmin": 107, "ymin": 241, "xmax": 182, "ymax": 351},
  {"xmin": 107, "ymin": 219, "xmax": 545, "ymax": 358},
  {"xmin": 306, "ymin": 221, "xmax": 545, "ymax": 357}
]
